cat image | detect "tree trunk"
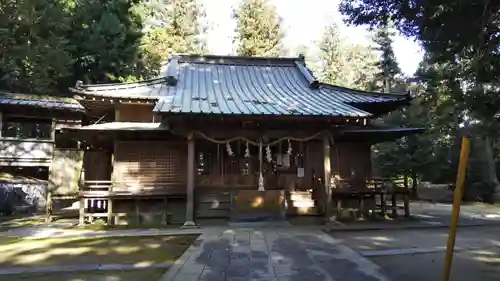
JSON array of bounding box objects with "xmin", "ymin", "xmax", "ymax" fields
[{"xmin": 484, "ymin": 136, "xmax": 500, "ymax": 202}]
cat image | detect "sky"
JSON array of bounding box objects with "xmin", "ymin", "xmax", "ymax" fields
[{"xmin": 198, "ymin": 0, "xmax": 424, "ymax": 76}]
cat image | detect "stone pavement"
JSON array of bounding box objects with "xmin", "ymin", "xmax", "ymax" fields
[{"xmin": 160, "ymin": 227, "xmax": 389, "ymax": 281}]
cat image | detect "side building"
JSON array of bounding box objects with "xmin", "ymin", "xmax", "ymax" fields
[
  {"xmin": 65, "ymin": 54, "xmax": 423, "ymax": 226},
  {"xmin": 0, "ymin": 92, "xmax": 84, "ymax": 214}
]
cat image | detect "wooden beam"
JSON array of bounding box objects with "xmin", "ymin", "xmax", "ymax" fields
[
  {"xmin": 176, "ymin": 129, "xmax": 330, "ymax": 141},
  {"xmin": 323, "ymin": 136, "xmax": 332, "ymax": 219},
  {"xmin": 181, "ymin": 132, "xmax": 198, "ymax": 228}
]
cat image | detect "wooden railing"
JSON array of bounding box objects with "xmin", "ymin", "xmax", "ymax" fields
[
  {"xmin": 80, "ymin": 180, "xmax": 186, "ymax": 197},
  {"xmin": 78, "ymin": 180, "xmax": 186, "ymax": 225}
]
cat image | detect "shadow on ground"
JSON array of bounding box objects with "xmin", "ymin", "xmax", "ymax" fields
[{"xmin": 330, "ymin": 226, "xmax": 500, "ymax": 281}]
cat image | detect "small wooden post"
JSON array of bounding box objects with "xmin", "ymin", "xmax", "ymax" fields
[
  {"xmin": 135, "ymin": 199, "xmax": 140, "ymax": 224},
  {"xmin": 380, "ymin": 192, "xmax": 387, "ymax": 217},
  {"xmin": 442, "ymin": 136, "xmax": 470, "ymax": 281},
  {"xmin": 107, "ymin": 182, "xmax": 114, "ymax": 225},
  {"xmin": 391, "ymin": 193, "xmax": 397, "ymax": 217},
  {"xmin": 45, "ymin": 191, "xmax": 52, "ymax": 223},
  {"xmin": 358, "ymin": 195, "xmax": 365, "ymax": 219},
  {"xmin": 182, "ymin": 132, "xmax": 198, "ymax": 228},
  {"xmin": 323, "ymin": 136, "xmax": 332, "ymax": 218},
  {"xmin": 403, "ymin": 175, "xmax": 410, "ymax": 217},
  {"xmin": 336, "ymin": 198, "xmax": 342, "ymax": 219},
  {"xmin": 79, "ymin": 198, "xmax": 85, "ymax": 225},
  {"xmin": 107, "ymin": 199, "xmax": 113, "ymax": 225},
  {"xmin": 163, "ymin": 196, "xmax": 168, "ymax": 225}
]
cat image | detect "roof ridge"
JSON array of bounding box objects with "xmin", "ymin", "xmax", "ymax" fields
[
  {"xmin": 69, "ymin": 77, "xmax": 167, "ymax": 95},
  {"xmin": 81, "ymin": 77, "xmax": 166, "ymax": 88},
  {"xmin": 176, "ymin": 54, "xmax": 299, "ymax": 66},
  {"xmin": 177, "ymin": 53, "xmax": 300, "ymax": 62}
]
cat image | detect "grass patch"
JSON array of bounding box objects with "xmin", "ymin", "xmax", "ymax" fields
[
  {"xmin": 0, "ymin": 215, "xmax": 46, "ymax": 232},
  {"xmin": 0, "ymin": 268, "xmax": 166, "ymax": 281},
  {"xmin": 75, "ymin": 221, "xmax": 182, "ymax": 232},
  {"xmin": 0, "ymin": 234, "xmax": 198, "ymax": 268}
]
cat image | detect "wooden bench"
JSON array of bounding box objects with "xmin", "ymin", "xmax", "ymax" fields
[{"xmin": 331, "ymin": 177, "xmax": 411, "ymax": 219}]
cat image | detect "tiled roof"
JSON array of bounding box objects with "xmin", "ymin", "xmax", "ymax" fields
[
  {"xmin": 0, "ymin": 92, "xmax": 84, "ymax": 112},
  {"xmin": 71, "ymin": 54, "xmax": 409, "ymax": 118}
]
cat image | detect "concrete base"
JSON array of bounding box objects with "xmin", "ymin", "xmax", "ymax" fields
[{"xmin": 180, "ymin": 221, "xmax": 199, "ymax": 229}]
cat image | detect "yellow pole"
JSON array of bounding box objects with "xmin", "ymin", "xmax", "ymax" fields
[{"xmin": 442, "ymin": 136, "xmax": 470, "ymax": 281}]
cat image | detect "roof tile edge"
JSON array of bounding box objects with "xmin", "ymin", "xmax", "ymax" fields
[{"xmin": 319, "ymin": 83, "xmax": 411, "ymax": 100}]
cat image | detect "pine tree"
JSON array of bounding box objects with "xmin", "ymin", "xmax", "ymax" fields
[
  {"xmin": 372, "ymin": 23, "xmax": 402, "ymax": 92},
  {"xmin": 0, "ymin": 0, "xmax": 74, "ymax": 94},
  {"xmin": 233, "ymin": 0, "xmax": 285, "ymax": 57},
  {"xmin": 142, "ymin": 0, "xmax": 207, "ymax": 60}
]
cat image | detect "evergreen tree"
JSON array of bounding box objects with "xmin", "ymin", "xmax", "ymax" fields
[
  {"xmin": 318, "ymin": 24, "xmax": 344, "ymax": 85},
  {"xmin": 233, "ymin": 0, "xmax": 286, "ymax": 57},
  {"xmin": 318, "ymin": 23, "xmax": 377, "ymax": 90},
  {"xmin": 70, "ymin": 0, "xmax": 157, "ymax": 84},
  {"xmin": 371, "ymin": 23, "xmax": 402, "ymax": 92},
  {"xmin": 373, "ymin": 56, "xmax": 459, "ymax": 192},
  {"xmin": 0, "ymin": 0, "xmax": 74, "ymax": 94},
  {"xmin": 340, "ymin": 0, "xmax": 500, "ymax": 201},
  {"xmin": 142, "ymin": 0, "xmax": 207, "ymax": 60}
]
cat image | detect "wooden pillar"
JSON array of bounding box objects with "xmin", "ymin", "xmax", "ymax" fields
[
  {"xmin": 46, "ymin": 117, "xmax": 56, "ymax": 222},
  {"xmin": 107, "ymin": 198, "xmax": 113, "ymax": 225},
  {"xmin": 391, "ymin": 193, "xmax": 397, "ymax": 216},
  {"xmin": 380, "ymin": 192, "xmax": 387, "ymax": 217},
  {"xmin": 45, "ymin": 192, "xmax": 52, "ymax": 223},
  {"xmin": 78, "ymin": 167, "xmax": 86, "ymax": 225},
  {"xmin": 0, "ymin": 112, "xmax": 3, "ymax": 137},
  {"xmin": 79, "ymin": 198, "xmax": 85, "ymax": 225},
  {"xmin": 182, "ymin": 132, "xmax": 198, "ymax": 228},
  {"xmin": 403, "ymin": 175, "xmax": 410, "ymax": 217},
  {"xmin": 323, "ymin": 136, "xmax": 332, "ymax": 218},
  {"xmin": 107, "ymin": 153, "xmax": 114, "ymax": 225}
]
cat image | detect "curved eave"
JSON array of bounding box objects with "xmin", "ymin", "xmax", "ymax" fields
[
  {"xmin": 152, "ymin": 111, "xmax": 372, "ymax": 120},
  {"xmin": 348, "ymin": 98, "xmax": 412, "ymax": 116},
  {"xmin": 336, "ymin": 127, "xmax": 425, "ymax": 143},
  {"xmin": 320, "ymin": 83, "xmax": 411, "ymax": 101}
]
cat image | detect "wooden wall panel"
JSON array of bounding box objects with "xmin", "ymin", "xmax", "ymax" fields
[
  {"xmin": 113, "ymin": 141, "xmax": 187, "ymax": 190},
  {"xmin": 115, "ymin": 104, "xmax": 156, "ymax": 122},
  {"xmin": 84, "ymin": 150, "xmax": 112, "ymax": 181},
  {"xmin": 334, "ymin": 142, "xmax": 372, "ymax": 181},
  {"xmin": 49, "ymin": 149, "xmax": 83, "ymax": 195}
]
